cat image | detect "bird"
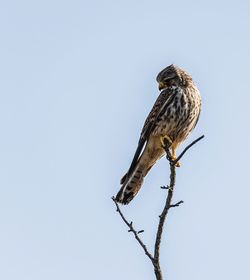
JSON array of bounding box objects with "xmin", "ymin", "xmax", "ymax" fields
[{"xmin": 115, "ymin": 64, "xmax": 201, "ymax": 205}]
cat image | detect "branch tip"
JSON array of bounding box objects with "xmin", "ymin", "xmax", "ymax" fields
[{"xmin": 170, "ymin": 200, "xmax": 184, "ymax": 208}]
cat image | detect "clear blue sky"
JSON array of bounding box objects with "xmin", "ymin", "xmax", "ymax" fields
[{"xmin": 0, "ymin": 0, "xmax": 249, "ymax": 279}]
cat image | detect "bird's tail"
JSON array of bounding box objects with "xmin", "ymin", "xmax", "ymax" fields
[{"xmin": 116, "ymin": 159, "xmax": 152, "ymax": 204}]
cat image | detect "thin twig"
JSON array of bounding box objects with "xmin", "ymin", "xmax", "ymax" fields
[
  {"xmin": 111, "ymin": 197, "xmax": 154, "ymax": 263},
  {"xmin": 174, "ymin": 135, "xmax": 204, "ymax": 164},
  {"xmin": 170, "ymin": 200, "xmax": 184, "ymax": 208}
]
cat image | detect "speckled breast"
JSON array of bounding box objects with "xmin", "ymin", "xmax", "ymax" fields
[{"xmin": 153, "ymin": 85, "xmax": 201, "ymax": 144}]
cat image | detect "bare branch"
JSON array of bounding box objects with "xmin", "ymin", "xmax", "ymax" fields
[
  {"xmin": 170, "ymin": 200, "xmax": 184, "ymax": 208},
  {"xmin": 153, "ymin": 149, "xmax": 176, "ymax": 279},
  {"xmin": 153, "ymin": 135, "xmax": 204, "ymax": 279},
  {"xmin": 160, "ymin": 185, "xmax": 169, "ymax": 190},
  {"xmin": 173, "ymin": 135, "xmax": 205, "ymax": 164},
  {"xmin": 111, "ymin": 197, "xmax": 154, "ymax": 263},
  {"xmin": 112, "ymin": 135, "xmax": 204, "ymax": 280}
]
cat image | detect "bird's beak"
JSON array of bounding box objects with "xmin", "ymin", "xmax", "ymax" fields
[{"xmin": 158, "ymin": 82, "xmax": 165, "ymax": 91}]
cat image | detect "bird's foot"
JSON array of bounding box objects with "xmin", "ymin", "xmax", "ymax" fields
[
  {"xmin": 160, "ymin": 135, "xmax": 172, "ymax": 148},
  {"xmin": 160, "ymin": 136, "xmax": 180, "ymax": 166},
  {"xmin": 171, "ymin": 156, "xmax": 181, "ymax": 167}
]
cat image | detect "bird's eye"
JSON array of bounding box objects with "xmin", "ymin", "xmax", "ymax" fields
[{"xmin": 163, "ymin": 77, "xmax": 171, "ymax": 82}]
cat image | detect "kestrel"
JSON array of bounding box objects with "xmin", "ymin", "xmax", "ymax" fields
[{"xmin": 116, "ymin": 64, "xmax": 201, "ymax": 204}]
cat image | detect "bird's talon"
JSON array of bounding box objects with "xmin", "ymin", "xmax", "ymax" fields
[
  {"xmin": 175, "ymin": 161, "xmax": 181, "ymax": 167},
  {"xmin": 171, "ymin": 156, "xmax": 181, "ymax": 167},
  {"xmin": 160, "ymin": 136, "xmax": 172, "ymax": 148}
]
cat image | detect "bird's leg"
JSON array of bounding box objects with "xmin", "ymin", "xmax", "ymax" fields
[
  {"xmin": 161, "ymin": 136, "xmax": 180, "ymax": 167},
  {"xmin": 160, "ymin": 135, "xmax": 174, "ymax": 162},
  {"xmin": 160, "ymin": 135, "xmax": 172, "ymax": 149},
  {"xmin": 161, "ymin": 136, "xmax": 181, "ymax": 167}
]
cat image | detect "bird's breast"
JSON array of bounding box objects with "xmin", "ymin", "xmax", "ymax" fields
[{"xmin": 152, "ymin": 86, "xmax": 201, "ymax": 143}]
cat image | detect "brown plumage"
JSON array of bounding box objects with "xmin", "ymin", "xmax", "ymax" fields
[{"xmin": 116, "ymin": 64, "xmax": 201, "ymax": 204}]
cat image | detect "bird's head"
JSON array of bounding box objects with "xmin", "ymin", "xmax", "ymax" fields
[{"xmin": 156, "ymin": 64, "xmax": 192, "ymax": 91}]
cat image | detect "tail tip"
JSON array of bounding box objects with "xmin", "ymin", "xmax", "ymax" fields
[{"xmin": 115, "ymin": 189, "xmax": 134, "ymax": 205}]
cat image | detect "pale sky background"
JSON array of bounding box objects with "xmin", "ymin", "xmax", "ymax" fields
[{"xmin": 0, "ymin": 0, "xmax": 250, "ymax": 279}]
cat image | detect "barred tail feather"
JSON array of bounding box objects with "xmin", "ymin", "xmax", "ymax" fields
[
  {"xmin": 116, "ymin": 137, "xmax": 164, "ymax": 204},
  {"xmin": 116, "ymin": 164, "xmax": 145, "ymax": 204}
]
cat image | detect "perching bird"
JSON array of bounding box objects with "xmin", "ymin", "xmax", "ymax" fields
[{"xmin": 115, "ymin": 64, "xmax": 201, "ymax": 204}]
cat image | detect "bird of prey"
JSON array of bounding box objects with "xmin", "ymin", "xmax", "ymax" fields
[{"xmin": 115, "ymin": 64, "xmax": 201, "ymax": 205}]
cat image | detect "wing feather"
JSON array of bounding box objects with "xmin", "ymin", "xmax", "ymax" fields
[{"xmin": 123, "ymin": 88, "xmax": 176, "ymax": 181}]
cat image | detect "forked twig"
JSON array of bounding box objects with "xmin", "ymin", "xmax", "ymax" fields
[{"xmin": 112, "ymin": 135, "xmax": 204, "ymax": 280}]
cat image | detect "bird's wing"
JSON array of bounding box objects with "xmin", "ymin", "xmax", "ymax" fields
[
  {"xmin": 121, "ymin": 88, "xmax": 176, "ymax": 184},
  {"xmin": 192, "ymin": 104, "xmax": 201, "ymax": 131},
  {"xmin": 140, "ymin": 87, "xmax": 177, "ymax": 140}
]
